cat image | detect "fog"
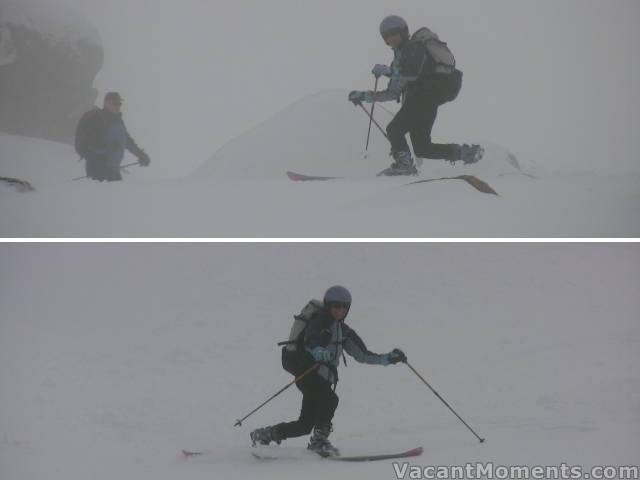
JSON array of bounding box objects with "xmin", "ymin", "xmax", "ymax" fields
[{"xmin": 19, "ymin": 1, "xmax": 640, "ymax": 177}]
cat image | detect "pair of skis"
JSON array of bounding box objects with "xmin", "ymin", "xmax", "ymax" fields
[
  {"xmin": 181, "ymin": 445, "xmax": 423, "ymax": 463},
  {"xmin": 286, "ymin": 171, "xmax": 499, "ymax": 196}
]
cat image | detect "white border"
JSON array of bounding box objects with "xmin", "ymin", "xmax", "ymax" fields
[{"xmin": 2, "ymin": 238, "xmax": 639, "ymax": 243}]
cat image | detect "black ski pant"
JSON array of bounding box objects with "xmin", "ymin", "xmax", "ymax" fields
[
  {"xmin": 274, "ymin": 373, "xmax": 338, "ymax": 440},
  {"xmin": 386, "ymin": 95, "xmax": 456, "ymax": 161},
  {"xmin": 85, "ymin": 153, "xmax": 122, "ymax": 182}
]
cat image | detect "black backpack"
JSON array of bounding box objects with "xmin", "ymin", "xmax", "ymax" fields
[
  {"xmin": 75, "ymin": 109, "xmax": 94, "ymax": 157},
  {"xmin": 278, "ymin": 299, "xmax": 323, "ymax": 375}
]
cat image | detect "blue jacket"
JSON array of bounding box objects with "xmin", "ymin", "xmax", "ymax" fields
[
  {"xmin": 77, "ymin": 108, "xmax": 144, "ymax": 165},
  {"xmin": 304, "ymin": 307, "xmax": 387, "ymax": 384}
]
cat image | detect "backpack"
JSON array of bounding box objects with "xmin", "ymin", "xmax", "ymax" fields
[
  {"xmin": 411, "ymin": 27, "xmax": 463, "ymax": 104},
  {"xmin": 411, "ymin": 27, "xmax": 456, "ymax": 75},
  {"xmin": 278, "ymin": 299, "xmax": 323, "ymax": 375},
  {"xmin": 74, "ymin": 108, "xmax": 100, "ymax": 158}
]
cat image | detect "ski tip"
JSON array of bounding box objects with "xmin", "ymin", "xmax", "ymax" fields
[{"xmin": 408, "ymin": 446, "xmax": 424, "ymax": 457}]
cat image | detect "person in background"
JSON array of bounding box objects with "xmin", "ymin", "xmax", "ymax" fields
[{"xmin": 75, "ymin": 92, "xmax": 150, "ymax": 182}]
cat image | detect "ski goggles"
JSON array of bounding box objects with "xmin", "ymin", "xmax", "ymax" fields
[{"xmin": 327, "ymin": 302, "xmax": 350, "ymax": 309}]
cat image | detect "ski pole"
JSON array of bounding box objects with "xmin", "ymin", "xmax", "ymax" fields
[
  {"xmin": 404, "ymin": 361, "xmax": 485, "ymax": 443},
  {"xmin": 72, "ymin": 161, "xmax": 141, "ymax": 181},
  {"xmin": 364, "ymin": 76, "xmax": 379, "ymax": 156},
  {"xmin": 234, "ymin": 363, "xmax": 320, "ymax": 427},
  {"xmin": 359, "ymin": 103, "xmax": 388, "ymax": 141}
]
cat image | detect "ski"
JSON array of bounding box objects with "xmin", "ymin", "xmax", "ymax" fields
[
  {"xmin": 251, "ymin": 446, "xmax": 423, "ymax": 462},
  {"xmin": 286, "ymin": 171, "xmax": 343, "ymax": 182},
  {"xmin": 181, "ymin": 449, "xmax": 212, "ymax": 459},
  {"xmin": 0, "ymin": 176, "xmax": 35, "ymax": 193},
  {"xmin": 325, "ymin": 446, "xmax": 423, "ymax": 462},
  {"xmin": 406, "ymin": 175, "xmax": 498, "ymax": 195}
]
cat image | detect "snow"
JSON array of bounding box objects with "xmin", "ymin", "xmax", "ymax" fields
[
  {"xmin": 1, "ymin": 244, "xmax": 639, "ymax": 480},
  {"xmin": 1, "ymin": 88, "xmax": 639, "ymax": 237}
]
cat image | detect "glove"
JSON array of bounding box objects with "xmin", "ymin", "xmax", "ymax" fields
[
  {"xmin": 388, "ymin": 348, "xmax": 407, "ymax": 364},
  {"xmin": 372, "ymin": 64, "xmax": 392, "ymax": 78},
  {"xmin": 348, "ymin": 90, "xmax": 366, "ymax": 106},
  {"xmin": 137, "ymin": 151, "xmax": 151, "ymax": 167},
  {"xmin": 383, "ymin": 348, "xmax": 407, "ymax": 365},
  {"xmin": 311, "ymin": 346, "xmax": 333, "ymax": 363}
]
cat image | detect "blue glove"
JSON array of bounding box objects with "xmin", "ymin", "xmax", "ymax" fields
[
  {"xmin": 381, "ymin": 348, "xmax": 407, "ymax": 365},
  {"xmin": 311, "ymin": 346, "xmax": 333, "ymax": 363},
  {"xmin": 348, "ymin": 90, "xmax": 366, "ymax": 106},
  {"xmin": 372, "ymin": 64, "xmax": 392, "ymax": 78}
]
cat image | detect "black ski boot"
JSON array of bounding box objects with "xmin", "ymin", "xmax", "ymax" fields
[
  {"xmin": 250, "ymin": 426, "xmax": 282, "ymax": 446},
  {"xmin": 307, "ymin": 424, "xmax": 340, "ymax": 457},
  {"xmin": 378, "ymin": 151, "xmax": 419, "ymax": 177},
  {"xmin": 451, "ymin": 144, "xmax": 484, "ymax": 165}
]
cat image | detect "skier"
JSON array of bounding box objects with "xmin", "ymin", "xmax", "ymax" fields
[
  {"xmin": 348, "ymin": 15, "xmax": 483, "ymax": 176},
  {"xmin": 75, "ymin": 92, "xmax": 151, "ymax": 182},
  {"xmin": 250, "ymin": 286, "xmax": 407, "ymax": 456}
]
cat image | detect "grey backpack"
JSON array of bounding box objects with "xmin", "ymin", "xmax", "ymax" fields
[
  {"xmin": 411, "ymin": 27, "xmax": 456, "ymax": 74},
  {"xmin": 278, "ymin": 299, "xmax": 323, "ymax": 375},
  {"xmin": 279, "ymin": 299, "xmax": 323, "ymax": 352}
]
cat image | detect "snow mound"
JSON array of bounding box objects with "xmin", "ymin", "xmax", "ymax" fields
[
  {"xmin": 193, "ymin": 89, "xmax": 528, "ymax": 181},
  {"xmin": 0, "ymin": 133, "xmax": 83, "ymax": 187}
]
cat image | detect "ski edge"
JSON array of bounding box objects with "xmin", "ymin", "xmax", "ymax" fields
[{"xmin": 327, "ymin": 446, "xmax": 424, "ymax": 462}]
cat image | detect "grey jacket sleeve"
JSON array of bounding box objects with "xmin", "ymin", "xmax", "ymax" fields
[
  {"xmin": 365, "ymin": 43, "xmax": 427, "ymax": 103},
  {"xmin": 342, "ymin": 324, "xmax": 385, "ymax": 365},
  {"xmin": 367, "ymin": 74, "xmax": 406, "ymax": 103}
]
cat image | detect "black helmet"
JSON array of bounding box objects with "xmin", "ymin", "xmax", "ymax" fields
[{"xmin": 379, "ymin": 15, "xmax": 409, "ymax": 42}]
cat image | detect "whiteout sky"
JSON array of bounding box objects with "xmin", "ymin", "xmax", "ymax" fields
[{"xmin": 19, "ymin": 1, "xmax": 640, "ymax": 177}]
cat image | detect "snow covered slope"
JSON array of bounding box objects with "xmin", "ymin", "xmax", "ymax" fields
[
  {"xmin": 1, "ymin": 89, "xmax": 639, "ymax": 237},
  {"xmin": 193, "ymin": 90, "xmax": 531, "ymax": 181},
  {"xmin": 0, "ymin": 133, "xmax": 82, "ymax": 186},
  {"xmin": 1, "ymin": 244, "xmax": 639, "ymax": 479}
]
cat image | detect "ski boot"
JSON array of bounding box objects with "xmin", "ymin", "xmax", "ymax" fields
[
  {"xmin": 307, "ymin": 424, "xmax": 340, "ymax": 457},
  {"xmin": 451, "ymin": 144, "xmax": 484, "ymax": 165},
  {"xmin": 377, "ymin": 151, "xmax": 419, "ymax": 177},
  {"xmin": 250, "ymin": 426, "xmax": 282, "ymax": 446}
]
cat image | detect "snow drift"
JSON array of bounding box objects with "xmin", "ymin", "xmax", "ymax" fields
[{"xmin": 194, "ymin": 89, "xmax": 531, "ymax": 181}]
